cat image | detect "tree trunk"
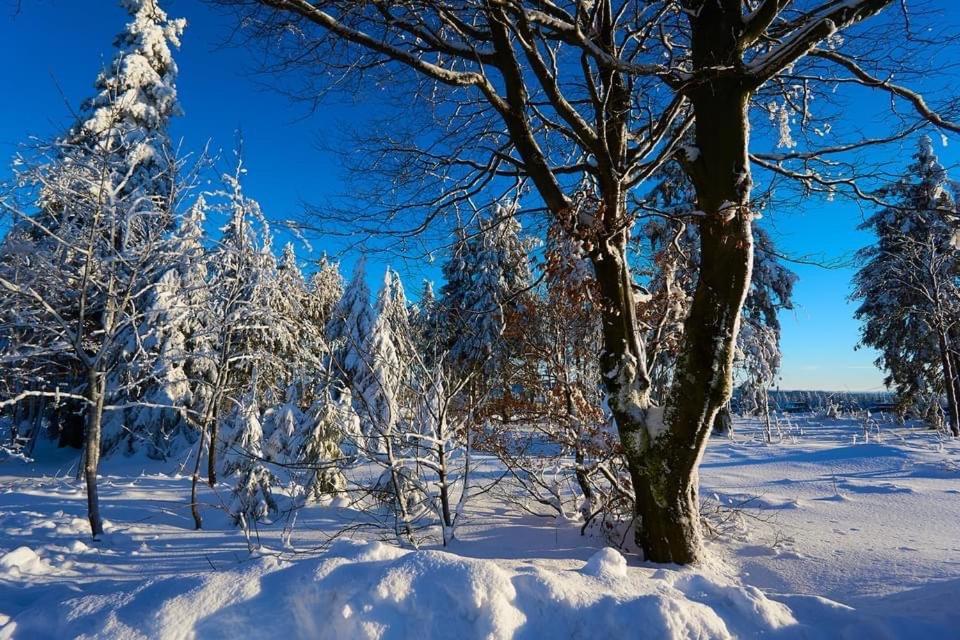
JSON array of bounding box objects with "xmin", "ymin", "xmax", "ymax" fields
[
  {"xmin": 712, "ymin": 404, "xmax": 734, "ymax": 437},
  {"xmin": 190, "ymin": 425, "xmax": 208, "ymax": 529},
  {"xmin": 583, "ymin": 6, "xmax": 757, "ymax": 564},
  {"xmin": 938, "ymin": 330, "xmax": 960, "ymax": 436},
  {"xmin": 589, "ymin": 85, "xmax": 755, "ymax": 564},
  {"xmin": 437, "ymin": 436, "xmax": 453, "ymax": 529},
  {"xmin": 207, "ymin": 408, "xmax": 219, "ymax": 487},
  {"xmin": 588, "ymin": 237, "xmax": 656, "ymax": 535},
  {"xmin": 84, "ymin": 368, "xmax": 106, "ymax": 538},
  {"xmin": 947, "ymin": 347, "xmax": 960, "ymax": 433},
  {"xmin": 626, "ymin": 10, "xmax": 756, "ymax": 563}
]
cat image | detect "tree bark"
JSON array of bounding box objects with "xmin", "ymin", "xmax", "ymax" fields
[
  {"xmin": 84, "ymin": 368, "xmax": 106, "ymax": 538},
  {"xmin": 602, "ymin": 7, "xmax": 756, "ymax": 563},
  {"xmin": 207, "ymin": 418, "xmax": 219, "ymax": 487},
  {"xmin": 944, "ymin": 344, "xmax": 960, "ymax": 435},
  {"xmin": 588, "ymin": 239, "xmax": 661, "ymax": 554},
  {"xmin": 938, "ymin": 330, "xmax": 960, "ymax": 436},
  {"xmin": 712, "ymin": 404, "xmax": 734, "ymax": 437},
  {"xmin": 190, "ymin": 425, "xmax": 207, "ymax": 529},
  {"xmin": 437, "ymin": 436, "xmax": 453, "ymax": 529}
]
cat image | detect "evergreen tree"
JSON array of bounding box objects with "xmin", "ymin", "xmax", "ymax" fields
[
  {"xmin": 853, "ymin": 135, "xmax": 960, "ymax": 433},
  {"xmin": 298, "ymin": 387, "xmax": 350, "ymax": 502},
  {"xmin": 0, "ymin": 0, "xmax": 186, "ymax": 536},
  {"xmin": 203, "ymin": 157, "xmax": 280, "ymax": 481},
  {"xmin": 222, "ymin": 385, "xmax": 277, "ymax": 526},
  {"xmin": 105, "ymin": 196, "xmax": 213, "ymax": 457},
  {"xmin": 67, "ymin": 0, "xmax": 185, "ymax": 241},
  {"xmin": 381, "ymin": 268, "xmax": 416, "ymax": 366},
  {"xmin": 439, "ymin": 204, "xmax": 535, "ymax": 412},
  {"xmin": 326, "ymin": 258, "xmax": 374, "ymax": 391},
  {"xmin": 307, "ymin": 255, "xmax": 345, "ymax": 329},
  {"xmin": 0, "ymin": 0, "xmax": 187, "ymax": 456},
  {"xmin": 412, "ymin": 278, "xmax": 438, "ymax": 343},
  {"xmin": 263, "ymin": 384, "xmax": 303, "ymax": 464},
  {"xmin": 358, "ymin": 269, "xmax": 412, "ymax": 455}
]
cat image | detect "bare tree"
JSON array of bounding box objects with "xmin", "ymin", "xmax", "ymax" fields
[
  {"xmin": 0, "ymin": 129, "xmax": 176, "ymax": 537},
  {"xmin": 217, "ymin": 0, "xmax": 960, "ymax": 563}
]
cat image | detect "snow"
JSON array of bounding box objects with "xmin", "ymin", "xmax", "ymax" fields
[
  {"xmin": 581, "ymin": 546, "xmax": 627, "ymax": 578},
  {"xmin": 2, "ymin": 415, "xmax": 960, "ymax": 638},
  {"xmin": 645, "ymin": 405, "xmax": 668, "ymax": 440},
  {"xmin": 0, "ymin": 547, "xmax": 49, "ymax": 577}
]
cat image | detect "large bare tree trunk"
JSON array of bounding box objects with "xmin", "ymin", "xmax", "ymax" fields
[
  {"xmin": 628, "ymin": 204, "xmax": 752, "ymax": 563},
  {"xmin": 591, "ymin": 9, "xmax": 755, "ymax": 564},
  {"xmin": 84, "ymin": 368, "xmax": 106, "ymax": 538}
]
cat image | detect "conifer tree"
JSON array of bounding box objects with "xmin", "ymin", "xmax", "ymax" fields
[
  {"xmin": 298, "ymin": 387, "xmax": 349, "ymax": 502},
  {"xmin": 326, "ymin": 259, "xmax": 374, "ymax": 390},
  {"xmin": 0, "ymin": 0, "xmax": 186, "ymax": 536},
  {"xmin": 69, "ymin": 0, "xmax": 185, "ymax": 241},
  {"xmin": 222, "ymin": 384, "xmax": 277, "ymax": 527},
  {"xmin": 105, "ymin": 196, "xmax": 213, "ymax": 458},
  {"xmin": 439, "ymin": 204, "xmax": 535, "ymax": 418},
  {"xmin": 854, "ymin": 135, "xmax": 960, "ymax": 433},
  {"xmin": 307, "ymin": 255, "xmax": 344, "ymax": 331}
]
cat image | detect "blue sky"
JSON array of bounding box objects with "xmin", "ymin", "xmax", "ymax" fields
[{"xmin": 4, "ymin": 0, "xmax": 960, "ymax": 391}]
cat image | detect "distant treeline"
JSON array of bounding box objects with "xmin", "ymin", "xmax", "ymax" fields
[{"xmin": 733, "ymin": 389, "xmax": 895, "ymax": 413}]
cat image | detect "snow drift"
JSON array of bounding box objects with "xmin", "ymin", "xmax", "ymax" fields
[{"xmin": 2, "ymin": 540, "xmax": 850, "ymax": 640}]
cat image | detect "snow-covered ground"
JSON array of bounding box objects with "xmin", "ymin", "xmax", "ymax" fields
[{"xmin": 1, "ymin": 415, "xmax": 959, "ymax": 639}]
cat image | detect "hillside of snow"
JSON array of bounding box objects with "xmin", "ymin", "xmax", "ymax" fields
[{"xmin": 2, "ymin": 416, "xmax": 959, "ymax": 639}]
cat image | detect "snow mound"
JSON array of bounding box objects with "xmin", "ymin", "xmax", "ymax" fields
[
  {"xmin": 0, "ymin": 547, "xmax": 50, "ymax": 577},
  {"xmin": 2, "ymin": 540, "xmax": 847, "ymax": 639},
  {"xmin": 581, "ymin": 546, "xmax": 627, "ymax": 578}
]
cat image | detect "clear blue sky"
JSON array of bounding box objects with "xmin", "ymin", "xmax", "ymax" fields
[{"xmin": 4, "ymin": 0, "xmax": 960, "ymax": 391}]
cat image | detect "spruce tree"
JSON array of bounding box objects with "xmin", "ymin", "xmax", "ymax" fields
[
  {"xmin": 440, "ymin": 205, "xmax": 535, "ymax": 397},
  {"xmin": 105, "ymin": 196, "xmax": 213, "ymax": 457},
  {"xmin": 853, "ymin": 135, "xmax": 960, "ymax": 433}
]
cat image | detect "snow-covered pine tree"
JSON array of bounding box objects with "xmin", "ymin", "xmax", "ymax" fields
[
  {"xmin": 439, "ymin": 204, "xmax": 536, "ymax": 421},
  {"xmin": 203, "ymin": 156, "xmax": 280, "ymax": 484},
  {"xmin": 70, "ymin": 0, "xmax": 185, "ymax": 242},
  {"xmin": 356, "ymin": 269, "xmax": 412, "ymax": 456},
  {"xmin": 0, "ymin": 0, "xmax": 188, "ymax": 536},
  {"xmin": 0, "ymin": 0, "xmax": 187, "ymax": 461},
  {"xmin": 297, "ymin": 387, "xmax": 350, "ymax": 502},
  {"xmin": 381, "ymin": 268, "xmax": 416, "ymax": 367},
  {"xmin": 325, "ymin": 258, "xmax": 381, "ymax": 453},
  {"xmin": 411, "ymin": 279, "xmax": 440, "ymax": 363},
  {"xmin": 104, "ymin": 196, "xmax": 214, "ymax": 458},
  {"xmin": 262, "ymin": 384, "xmax": 304, "ymax": 465},
  {"xmin": 853, "ymin": 135, "xmax": 960, "ymax": 434},
  {"xmin": 0, "ymin": 111, "xmax": 177, "ymax": 537},
  {"xmin": 326, "ymin": 259, "xmax": 374, "ymax": 386},
  {"xmin": 263, "ymin": 243, "xmax": 323, "ymax": 390},
  {"xmin": 307, "ymin": 255, "xmax": 345, "ymax": 329},
  {"xmin": 221, "ymin": 384, "xmax": 277, "ymax": 527}
]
